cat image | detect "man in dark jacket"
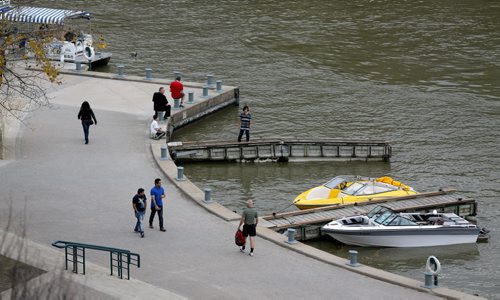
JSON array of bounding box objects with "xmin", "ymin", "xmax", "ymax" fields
[{"xmin": 152, "ymin": 87, "xmax": 170, "ymax": 120}]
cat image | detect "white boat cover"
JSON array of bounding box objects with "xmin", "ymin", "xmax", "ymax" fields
[{"xmin": 0, "ymin": 6, "xmax": 91, "ymax": 25}]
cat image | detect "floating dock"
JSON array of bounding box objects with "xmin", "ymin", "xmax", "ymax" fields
[
  {"xmin": 168, "ymin": 138, "xmax": 392, "ymax": 162},
  {"xmin": 262, "ymin": 189, "xmax": 477, "ymax": 240}
]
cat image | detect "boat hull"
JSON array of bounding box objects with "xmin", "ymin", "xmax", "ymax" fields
[{"xmin": 322, "ymin": 227, "xmax": 481, "ymax": 247}]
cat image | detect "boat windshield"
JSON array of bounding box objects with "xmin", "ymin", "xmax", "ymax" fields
[
  {"xmin": 366, "ymin": 206, "xmax": 388, "ymax": 218},
  {"xmin": 374, "ymin": 209, "xmax": 417, "ymax": 226},
  {"xmin": 324, "ymin": 177, "xmax": 346, "ymax": 189},
  {"xmin": 342, "ymin": 182, "xmax": 365, "ymax": 195}
]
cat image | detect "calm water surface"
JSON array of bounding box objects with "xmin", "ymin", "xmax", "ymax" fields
[{"xmin": 34, "ymin": 0, "xmax": 500, "ymax": 297}]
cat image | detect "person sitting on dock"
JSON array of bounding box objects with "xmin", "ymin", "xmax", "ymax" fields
[
  {"xmin": 237, "ymin": 105, "xmax": 252, "ymax": 142},
  {"xmin": 170, "ymin": 76, "xmax": 185, "ymax": 108},
  {"xmin": 150, "ymin": 115, "xmax": 166, "ymax": 140},
  {"xmin": 152, "ymin": 87, "xmax": 170, "ymax": 120}
]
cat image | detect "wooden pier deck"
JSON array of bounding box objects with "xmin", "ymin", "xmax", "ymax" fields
[
  {"xmin": 262, "ymin": 189, "xmax": 477, "ymax": 240},
  {"xmin": 168, "ymin": 138, "xmax": 392, "ymax": 162}
]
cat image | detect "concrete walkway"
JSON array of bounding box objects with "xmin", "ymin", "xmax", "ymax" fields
[{"xmin": 0, "ymin": 73, "xmax": 446, "ymax": 299}]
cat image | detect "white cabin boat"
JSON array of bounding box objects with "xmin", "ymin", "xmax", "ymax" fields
[
  {"xmin": 0, "ymin": 1, "xmax": 111, "ymax": 67},
  {"xmin": 321, "ymin": 206, "xmax": 481, "ymax": 247}
]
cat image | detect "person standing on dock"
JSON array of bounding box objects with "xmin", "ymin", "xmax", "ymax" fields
[
  {"xmin": 152, "ymin": 87, "xmax": 170, "ymax": 120},
  {"xmin": 237, "ymin": 105, "xmax": 252, "ymax": 143},
  {"xmin": 170, "ymin": 76, "xmax": 185, "ymax": 108},
  {"xmin": 77, "ymin": 101, "xmax": 97, "ymax": 145},
  {"xmin": 132, "ymin": 188, "xmax": 147, "ymax": 238},
  {"xmin": 238, "ymin": 199, "xmax": 258, "ymax": 256},
  {"xmin": 149, "ymin": 178, "xmax": 166, "ymax": 232}
]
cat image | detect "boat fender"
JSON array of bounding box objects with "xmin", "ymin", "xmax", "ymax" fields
[
  {"xmin": 425, "ymin": 256, "xmax": 441, "ymax": 275},
  {"xmin": 84, "ymin": 46, "xmax": 95, "ymax": 61}
]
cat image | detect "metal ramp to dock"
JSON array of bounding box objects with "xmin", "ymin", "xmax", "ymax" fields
[
  {"xmin": 262, "ymin": 189, "xmax": 477, "ymax": 240},
  {"xmin": 168, "ymin": 138, "xmax": 392, "ymax": 162}
]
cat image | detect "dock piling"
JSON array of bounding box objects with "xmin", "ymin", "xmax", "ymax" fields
[
  {"xmin": 174, "ymin": 70, "xmax": 181, "ymax": 79},
  {"xmin": 75, "ymin": 62, "xmax": 82, "ymax": 71},
  {"xmin": 160, "ymin": 146, "xmax": 168, "ymax": 160},
  {"xmin": 176, "ymin": 166, "xmax": 185, "ymax": 181},
  {"xmin": 285, "ymin": 228, "xmax": 298, "ymax": 244},
  {"xmin": 145, "ymin": 68, "xmax": 153, "ymax": 80},
  {"xmin": 207, "ymin": 73, "xmax": 214, "ymax": 87},
  {"xmin": 216, "ymin": 80, "xmax": 222, "ymax": 92},
  {"xmin": 203, "ymin": 188, "xmax": 213, "ymax": 203},
  {"xmin": 347, "ymin": 250, "xmax": 361, "ymax": 267},
  {"xmin": 174, "ymin": 99, "xmax": 180, "ymax": 109},
  {"xmin": 202, "ymin": 86, "xmax": 209, "ymax": 98},
  {"xmin": 423, "ymin": 272, "xmax": 435, "ymax": 289},
  {"xmin": 117, "ymin": 64, "xmax": 124, "ymax": 77},
  {"xmin": 188, "ymin": 92, "xmax": 194, "ymax": 104}
]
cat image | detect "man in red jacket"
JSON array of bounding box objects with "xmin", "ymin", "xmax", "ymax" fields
[{"xmin": 170, "ymin": 76, "xmax": 185, "ymax": 108}]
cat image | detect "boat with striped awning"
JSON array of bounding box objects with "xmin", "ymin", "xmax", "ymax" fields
[{"xmin": 0, "ymin": 1, "xmax": 111, "ymax": 67}]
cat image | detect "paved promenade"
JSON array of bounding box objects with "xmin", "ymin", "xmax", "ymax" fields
[{"xmin": 0, "ymin": 73, "xmax": 451, "ymax": 299}]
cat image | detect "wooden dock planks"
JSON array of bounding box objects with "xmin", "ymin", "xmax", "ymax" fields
[{"xmin": 168, "ymin": 138, "xmax": 392, "ymax": 162}]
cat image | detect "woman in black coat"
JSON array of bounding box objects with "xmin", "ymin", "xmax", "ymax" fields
[{"xmin": 77, "ymin": 101, "xmax": 97, "ymax": 144}]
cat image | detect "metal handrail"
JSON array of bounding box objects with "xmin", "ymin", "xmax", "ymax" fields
[{"xmin": 52, "ymin": 240, "xmax": 140, "ymax": 279}]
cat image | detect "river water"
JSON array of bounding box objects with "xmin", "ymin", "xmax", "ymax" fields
[{"xmin": 34, "ymin": 0, "xmax": 500, "ymax": 297}]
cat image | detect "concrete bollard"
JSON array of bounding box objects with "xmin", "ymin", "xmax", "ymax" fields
[
  {"xmin": 285, "ymin": 228, "xmax": 298, "ymax": 244},
  {"xmin": 145, "ymin": 68, "xmax": 153, "ymax": 80},
  {"xmin": 188, "ymin": 91, "xmax": 194, "ymax": 104},
  {"xmin": 176, "ymin": 166, "xmax": 185, "ymax": 181},
  {"xmin": 207, "ymin": 73, "xmax": 214, "ymax": 87},
  {"xmin": 75, "ymin": 62, "xmax": 82, "ymax": 71},
  {"xmin": 173, "ymin": 99, "xmax": 180, "ymax": 109},
  {"xmin": 160, "ymin": 146, "xmax": 168, "ymax": 160},
  {"xmin": 174, "ymin": 70, "xmax": 181, "ymax": 79},
  {"xmin": 202, "ymin": 86, "xmax": 209, "ymax": 98},
  {"xmin": 203, "ymin": 188, "xmax": 212, "ymax": 203},
  {"xmin": 216, "ymin": 80, "xmax": 222, "ymax": 92},
  {"xmin": 347, "ymin": 250, "xmax": 361, "ymax": 267},
  {"xmin": 117, "ymin": 64, "xmax": 124, "ymax": 77}
]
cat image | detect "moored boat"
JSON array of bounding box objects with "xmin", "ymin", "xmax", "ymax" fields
[
  {"xmin": 293, "ymin": 175, "xmax": 417, "ymax": 210},
  {"xmin": 321, "ymin": 206, "xmax": 481, "ymax": 247},
  {"xmin": 0, "ymin": 1, "xmax": 111, "ymax": 67}
]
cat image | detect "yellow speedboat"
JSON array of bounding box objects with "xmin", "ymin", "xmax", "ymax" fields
[{"xmin": 293, "ymin": 175, "xmax": 418, "ymax": 210}]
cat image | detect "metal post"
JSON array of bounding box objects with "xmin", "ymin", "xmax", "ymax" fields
[
  {"xmin": 216, "ymin": 80, "xmax": 222, "ymax": 92},
  {"xmin": 160, "ymin": 146, "xmax": 168, "ymax": 160},
  {"xmin": 145, "ymin": 68, "xmax": 153, "ymax": 80},
  {"xmin": 72, "ymin": 246, "xmax": 78, "ymax": 273},
  {"xmin": 174, "ymin": 98, "xmax": 180, "ymax": 109},
  {"xmin": 174, "ymin": 70, "xmax": 181, "ymax": 79},
  {"xmin": 188, "ymin": 91, "xmax": 194, "ymax": 103},
  {"xmin": 176, "ymin": 166, "xmax": 184, "ymax": 180},
  {"xmin": 64, "ymin": 246, "xmax": 68, "ymax": 270},
  {"xmin": 285, "ymin": 228, "xmax": 298, "ymax": 244},
  {"xmin": 202, "ymin": 86, "xmax": 209, "ymax": 97},
  {"xmin": 75, "ymin": 62, "xmax": 82, "ymax": 71},
  {"xmin": 203, "ymin": 188, "xmax": 212, "ymax": 203},
  {"xmin": 347, "ymin": 250, "xmax": 361, "ymax": 267},
  {"xmin": 423, "ymin": 272, "xmax": 435, "ymax": 288},
  {"xmin": 207, "ymin": 73, "xmax": 214, "ymax": 87},
  {"xmin": 110, "ymin": 253, "xmax": 114, "ymax": 276},
  {"xmin": 82, "ymin": 247, "xmax": 86, "ymax": 275},
  {"xmin": 117, "ymin": 64, "xmax": 124, "ymax": 77}
]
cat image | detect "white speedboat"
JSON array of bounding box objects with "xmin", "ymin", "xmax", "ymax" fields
[{"xmin": 321, "ymin": 206, "xmax": 481, "ymax": 247}]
